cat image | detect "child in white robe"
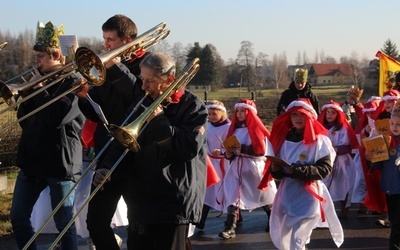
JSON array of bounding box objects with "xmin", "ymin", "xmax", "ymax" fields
[{"xmin": 258, "ymin": 98, "xmax": 343, "ymax": 250}]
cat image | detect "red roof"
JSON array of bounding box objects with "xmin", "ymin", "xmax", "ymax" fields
[{"xmin": 311, "ymin": 64, "xmax": 353, "ymax": 76}]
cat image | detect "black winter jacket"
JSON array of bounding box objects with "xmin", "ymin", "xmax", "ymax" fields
[
  {"xmin": 277, "ymin": 81, "xmax": 319, "ymax": 116},
  {"xmin": 78, "ymin": 59, "xmax": 145, "ymax": 165},
  {"xmin": 16, "ymin": 76, "xmax": 84, "ymax": 181},
  {"xmin": 101, "ymin": 90, "xmax": 208, "ymax": 226}
]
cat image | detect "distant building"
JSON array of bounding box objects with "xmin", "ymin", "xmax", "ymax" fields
[{"xmin": 308, "ymin": 64, "xmax": 354, "ymax": 85}]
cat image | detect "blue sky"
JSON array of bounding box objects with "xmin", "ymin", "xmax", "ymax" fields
[{"xmin": 1, "ymin": 0, "xmax": 399, "ymax": 65}]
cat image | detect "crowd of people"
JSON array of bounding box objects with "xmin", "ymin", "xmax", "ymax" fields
[{"xmin": 4, "ymin": 13, "xmax": 400, "ymax": 250}]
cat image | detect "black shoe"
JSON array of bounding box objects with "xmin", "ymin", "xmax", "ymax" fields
[{"xmin": 218, "ymin": 229, "xmax": 236, "ymax": 239}]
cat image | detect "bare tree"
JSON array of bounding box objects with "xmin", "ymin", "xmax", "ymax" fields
[
  {"xmin": 170, "ymin": 42, "xmax": 186, "ymax": 71},
  {"xmin": 236, "ymin": 41, "xmax": 256, "ymax": 91},
  {"xmin": 272, "ymin": 52, "xmax": 288, "ymax": 89},
  {"xmin": 295, "ymin": 51, "xmax": 302, "ymax": 65},
  {"xmin": 302, "ymin": 50, "xmax": 309, "ymax": 64},
  {"xmin": 313, "ymin": 50, "xmax": 319, "ymax": 64}
]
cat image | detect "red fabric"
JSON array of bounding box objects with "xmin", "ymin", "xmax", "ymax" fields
[
  {"xmin": 170, "ymin": 88, "xmax": 184, "ymax": 103},
  {"xmin": 206, "ymin": 155, "xmax": 220, "ymax": 187},
  {"xmin": 354, "ymin": 98, "xmax": 381, "ymax": 134},
  {"xmin": 81, "ymin": 119, "xmax": 97, "ymax": 148},
  {"xmin": 373, "ymin": 89, "xmax": 400, "ymax": 120},
  {"xmin": 358, "ymin": 146, "xmax": 387, "ymax": 213},
  {"xmin": 226, "ymin": 99, "xmax": 270, "ymax": 155},
  {"xmin": 318, "ymin": 100, "xmax": 359, "ymax": 151},
  {"xmin": 258, "ymin": 98, "xmax": 327, "ymax": 190}
]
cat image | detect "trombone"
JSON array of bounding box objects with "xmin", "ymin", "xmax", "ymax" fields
[
  {"xmin": 47, "ymin": 58, "xmax": 200, "ymax": 250},
  {"xmin": 0, "ymin": 42, "xmax": 7, "ymax": 51},
  {"xmin": 22, "ymin": 22, "xmax": 171, "ymax": 250},
  {"xmin": 0, "ymin": 22, "xmax": 170, "ymax": 134}
]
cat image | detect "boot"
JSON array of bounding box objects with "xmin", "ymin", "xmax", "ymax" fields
[
  {"xmin": 263, "ymin": 204, "xmax": 272, "ymax": 232},
  {"xmin": 196, "ymin": 204, "xmax": 210, "ymax": 230},
  {"xmin": 224, "ymin": 209, "xmax": 242, "ymax": 226},
  {"xmin": 339, "ymin": 200, "xmax": 349, "ymax": 218},
  {"xmin": 219, "ymin": 205, "xmax": 238, "ymax": 239}
]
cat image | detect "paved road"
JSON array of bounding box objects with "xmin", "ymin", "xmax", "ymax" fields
[{"xmin": 0, "ymin": 203, "xmax": 391, "ymax": 249}]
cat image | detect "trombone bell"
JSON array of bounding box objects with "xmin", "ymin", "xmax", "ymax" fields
[
  {"xmin": 109, "ymin": 124, "xmax": 141, "ymax": 152},
  {"xmin": 75, "ymin": 47, "xmax": 105, "ymax": 86},
  {"xmin": 0, "ymin": 80, "xmax": 16, "ymax": 106}
]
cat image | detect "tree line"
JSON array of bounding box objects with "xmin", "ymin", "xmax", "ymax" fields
[{"xmin": 0, "ymin": 29, "xmax": 398, "ymax": 92}]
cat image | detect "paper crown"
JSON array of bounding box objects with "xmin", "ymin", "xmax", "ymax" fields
[
  {"xmin": 295, "ymin": 68, "xmax": 308, "ymax": 82},
  {"xmin": 35, "ymin": 21, "xmax": 64, "ymax": 48},
  {"xmin": 347, "ymin": 85, "xmax": 363, "ymax": 101}
]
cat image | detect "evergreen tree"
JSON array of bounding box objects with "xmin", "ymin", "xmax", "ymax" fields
[{"xmin": 382, "ymin": 38, "xmax": 399, "ymax": 59}]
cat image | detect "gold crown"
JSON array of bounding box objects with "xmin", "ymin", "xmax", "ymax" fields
[
  {"xmin": 347, "ymin": 85, "xmax": 363, "ymax": 101},
  {"xmin": 35, "ymin": 21, "xmax": 64, "ymax": 48},
  {"xmin": 295, "ymin": 68, "xmax": 308, "ymax": 82}
]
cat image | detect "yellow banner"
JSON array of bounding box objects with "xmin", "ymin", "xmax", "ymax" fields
[{"xmin": 376, "ymin": 51, "xmax": 400, "ymax": 96}]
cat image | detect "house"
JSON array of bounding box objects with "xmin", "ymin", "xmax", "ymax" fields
[{"xmin": 308, "ymin": 64, "xmax": 354, "ymax": 85}]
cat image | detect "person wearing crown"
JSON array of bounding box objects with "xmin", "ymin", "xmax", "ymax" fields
[
  {"xmin": 342, "ymin": 85, "xmax": 364, "ymax": 130},
  {"xmin": 10, "ymin": 21, "xmax": 84, "ymax": 250},
  {"xmin": 277, "ymin": 68, "xmax": 319, "ymax": 116}
]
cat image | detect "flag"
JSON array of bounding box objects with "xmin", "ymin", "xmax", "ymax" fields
[{"xmin": 376, "ymin": 51, "xmax": 400, "ymax": 96}]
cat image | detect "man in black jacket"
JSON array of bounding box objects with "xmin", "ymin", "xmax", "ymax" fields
[
  {"xmin": 94, "ymin": 52, "xmax": 208, "ymax": 250},
  {"xmin": 276, "ymin": 68, "xmax": 319, "ymax": 116},
  {"xmin": 76, "ymin": 14, "xmax": 148, "ymax": 250},
  {"xmin": 10, "ymin": 21, "xmax": 84, "ymax": 250}
]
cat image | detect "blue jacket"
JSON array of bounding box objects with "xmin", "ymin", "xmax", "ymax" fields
[{"xmin": 372, "ymin": 135, "xmax": 400, "ymax": 195}]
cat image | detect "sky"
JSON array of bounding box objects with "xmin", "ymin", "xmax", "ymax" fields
[{"xmin": 1, "ymin": 0, "xmax": 399, "ymax": 65}]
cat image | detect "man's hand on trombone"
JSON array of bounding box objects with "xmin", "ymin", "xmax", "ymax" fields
[
  {"xmin": 74, "ymin": 77, "xmax": 89, "ymax": 99},
  {"xmin": 93, "ymin": 168, "xmax": 111, "ymax": 189}
]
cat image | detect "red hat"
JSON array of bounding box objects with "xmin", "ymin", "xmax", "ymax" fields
[
  {"xmin": 362, "ymin": 96, "xmax": 381, "ymax": 113},
  {"xmin": 258, "ymin": 98, "xmax": 327, "ymax": 190},
  {"xmin": 226, "ymin": 99, "xmax": 270, "ymax": 155},
  {"xmin": 373, "ymin": 89, "xmax": 400, "ymax": 120},
  {"xmin": 318, "ymin": 100, "xmax": 359, "ymax": 150}
]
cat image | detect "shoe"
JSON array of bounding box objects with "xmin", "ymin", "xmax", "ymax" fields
[
  {"xmin": 86, "ymin": 237, "xmax": 96, "ymax": 250},
  {"xmin": 357, "ymin": 204, "xmax": 368, "ymax": 214},
  {"xmin": 338, "ymin": 208, "xmax": 349, "ymax": 218},
  {"xmin": 218, "ymin": 228, "xmax": 236, "ymax": 239},
  {"xmin": 265, "ymin": 224, "xmax": 270, "ymax": 233},
  {"xmin": 375, "ymin": 218, "xmax": 391, "ymax": 228},
  {"xmin": 114, "ymin": 233, "xmax": 123, "ymax": 247}
]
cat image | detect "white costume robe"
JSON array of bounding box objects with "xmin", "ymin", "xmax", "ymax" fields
[
  {"xmin": 204, "ymin": 121, "xmax": 230, "ymax": 211},
  {"xmin": 222, "ymin": 127, "xmax": 276, "ymax": 212},
  {"xmin": 31, "ymin": 161, "xmax": 128, "ymax": 238},
  {"xmin": 270, "ymin": 135, "xmax": 343, "ymax": 250},
  {"xmin": 322, "ymin": 126, "xmax": 356, "ymax": 207}
]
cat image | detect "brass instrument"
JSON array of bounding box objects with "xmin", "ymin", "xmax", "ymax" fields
[
  {"xmin": 22, "ymin": 22, "xmax": 171, "ymax": 250},
  {"xmin": 46, "ymin": 58, "xmax": 200, "ymax": 250},
  {"xmin": 75, "ymin": 22, "xmax": 170, "ymax": 86},
  {"xmin": 0, "ymin": 42, "xmax": 7, "ymax": 51},
  {"xmin": 0, "ymin": 22, "xmax": 170, "ymax": 134},
  {"xmin": 109, "ymin": 57, "xmax": 200, "ymax": 152}
]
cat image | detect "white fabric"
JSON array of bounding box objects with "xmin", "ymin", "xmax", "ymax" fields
[
  {"xmin": 204, "ymin": 121, "xmax": 231, "ymax": 211},
  {"xmin": 270, "ymin": 135, "xmax": 343, "ymax": 250},
  {"xmin": 31, "ymin": 161, "xmax": 128, "ymax": 237},
  {"xmin": 222, "ymin": 127, "xmax": 276, "ymax": 212},
  {"xmin": 322, "ymin": 126, "xmax": 356, "ymax": 207},
  {"xmin": 350, "ymin": 148, "xmax": 367, "ymax": 203}
]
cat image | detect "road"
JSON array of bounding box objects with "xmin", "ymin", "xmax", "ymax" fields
[{"xmin": 0, "ymin": 203, "xmax": 390, "ymax": 249}]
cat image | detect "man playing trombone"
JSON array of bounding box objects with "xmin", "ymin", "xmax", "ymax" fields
[
  {"xmin": 75, "ymin": 14, "xmax": 149, "ymax": 250},
  {"xmin": 10, "ymin": 21, "xmax": 85, "ymax": 250},
  {"xmin": 95, "ymin": 52, "xmax": 207, "ymax": 250}
]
